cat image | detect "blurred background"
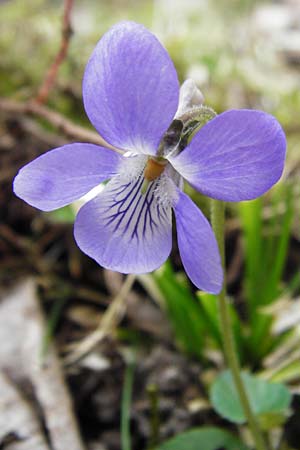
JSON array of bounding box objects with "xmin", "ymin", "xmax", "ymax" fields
[{"xmin": 0, "ymin": 1, "xmax": 300, "ymax": 450}]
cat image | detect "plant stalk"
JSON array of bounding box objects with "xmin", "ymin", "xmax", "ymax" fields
[
  {"xmin": 121, "ymin": 354, "xmax": 135, "ymax": 450},
  {"xmin": 211, "ymin": 199, "xmax": 268, "ymax": 450}
]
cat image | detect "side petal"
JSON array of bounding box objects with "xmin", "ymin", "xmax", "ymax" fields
[
  {"xmin": 174, "ymin": 190, "xmax": 223, "ymax": 294},
  {"xmin": 169, "ymin": 110, "xmax": 286, "ymax": 201},
  {"xmin": 74, "ymin": 173, "xmax": 173, "ymax": 273},
  {"xmin": 83, "ymin": 21, "xmax": 179, "ymax": 155},
  {"xmin": 13, "ymin": 143, "xmax": 122, "ymax": 211}
]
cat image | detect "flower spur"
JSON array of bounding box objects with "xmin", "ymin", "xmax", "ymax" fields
[{"xmin": 13, "ymin": 21, "xmax": 286, "ymax": 294}]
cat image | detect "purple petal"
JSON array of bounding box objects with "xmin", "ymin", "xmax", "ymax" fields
[
  {"xmin": 13, "ymin": 143, "xmax": 122, "ymax": 211},
  {"xmin": 83, "ymin": 21, "xmax": 179, "ymax": 155},
  {"xmin": 169, "ymin": 110, "xmax": 286, "ymax": 201},
  {"xmin": 74, "ymin": 173, "xmax": 173, "ymax": 273},
  {"xmin": 174, "ymin": 190, "xmax": 223, "ymax": 294}
]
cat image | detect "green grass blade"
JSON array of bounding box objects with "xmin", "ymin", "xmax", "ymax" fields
[
  {"xmin": 239, "ymin": 183, "xmax": 295, "ymax": 362},
  {"xmin": 239, "ymin": 197, "xmax": 264, "ymax": 313},
  {"xmin": 152, "ymin": 262, "xmax": 207, "ymax": 358}
]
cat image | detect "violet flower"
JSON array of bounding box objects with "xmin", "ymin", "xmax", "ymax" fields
[{"xmin": 13, "ymin": 22, "xmax": 286, "ymax": 294}]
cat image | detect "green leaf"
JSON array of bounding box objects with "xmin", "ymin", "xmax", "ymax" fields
[
  {"xmin": 155, "ymin": 426, "xmax": 249, "ymax": 450},
  {"xmin": 210, "ymin": 370, "xmax": 291, "ymax": 425}
]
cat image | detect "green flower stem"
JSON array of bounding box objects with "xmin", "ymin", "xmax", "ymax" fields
[{"xmin": 211, "ymin": 199, "xmax": 268, "ymax": 450}]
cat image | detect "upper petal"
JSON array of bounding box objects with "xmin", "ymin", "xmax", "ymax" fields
[
  {"xmin": 174, "ymin": 190, "xmax": 223, "ymax": 294},
  {"xmin": 74, "ymin": 168, "xmax": 175, "ymax": 273},
  {"xmin": 83, "ymin": 21, "xmax": 179, "ymax": 155},
  {"xmin": 13, "ymin": 143, "xmax": 122, "ymax": 211},
  {"xmin": 169, "ymin": 110, "xmax": 286, "ymax": 201}
]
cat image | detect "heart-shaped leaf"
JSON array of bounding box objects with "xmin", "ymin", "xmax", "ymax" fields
[
  {"xmin": 210, "ymin": 370, "xmax": 291, "ymax": 425},
  {"xmin": 155, "ymin": 426, "xmax": 249, "ymax": 450}
]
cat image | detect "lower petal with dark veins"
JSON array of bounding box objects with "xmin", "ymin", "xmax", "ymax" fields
[{"xmin": 74, "ymin": 172, "xmax": 175, "ymax": 273}]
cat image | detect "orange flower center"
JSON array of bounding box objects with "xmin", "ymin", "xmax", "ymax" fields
[{"xmin": 143, "ymin": 158, "xmax": 167, "ymax": 182}]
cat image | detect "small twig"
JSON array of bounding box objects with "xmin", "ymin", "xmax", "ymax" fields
[
  {"xmin": 35, "ymin": 0, "xmax": 74, "ymax": 105},
  {"xmin": 0, "ymin": 98, "xmax": 124, "ymax": 154},
  {"xmin": 0, "ymin": 223, "xmax": 32, "ymax": 251},
  {"xmin": 64, "ymin": 274, "xmax": 136, "ymax": 366}
]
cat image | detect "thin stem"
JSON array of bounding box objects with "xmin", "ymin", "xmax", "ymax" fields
[
  {"xmin": 211, "ymin": 200, "xmax": 268, "ymax": 450},
  {"xmin": 121, "ymin": 354, "xmax": 135, "ymax": 450},
  {"xmin": 147, "ymin": 383, "xmax": 160, "ymax": 448}
]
